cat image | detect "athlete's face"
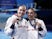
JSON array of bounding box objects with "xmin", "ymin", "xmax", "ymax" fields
[
  {"xmin": 28, "ymin": 9, "xmax": 35, "ymax": 20},
  {"xmin": 18, "ymin": 6, "xmax": 26, "ymax": 16}
]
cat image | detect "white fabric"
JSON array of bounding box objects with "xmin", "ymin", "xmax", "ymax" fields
[
  {"xmin": 4, "ymin": 15, "xmax": 47, "ymax": 39},
  {"xmin": 4, "ymin": 15, "xmax": 29, "ymax": 39},
  {"xmin": 27, "ymin": 18, "xmax": 47, "ymax": 39},
  {"xmin": 27, "ymin": 21, "xmax": 38, "ymax": 39}
]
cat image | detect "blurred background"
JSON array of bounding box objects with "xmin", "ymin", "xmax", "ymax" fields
[{"xmin": 0, "ymin": 0, "xmax": 52, "ymax": 39}]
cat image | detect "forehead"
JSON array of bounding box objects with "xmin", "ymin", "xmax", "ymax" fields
[
  {"xmin": 28, "ymin": 9, "xmax": 34, "ymax": 13},
  {"xmin": 18, "ymin": 6, "xmax": 26, "ymax": 10}
]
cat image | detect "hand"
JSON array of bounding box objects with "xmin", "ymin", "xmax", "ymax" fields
[
  {"xmin": 12, "ymin": 19, "xmax": 17, "ymax": 24},
  {"xmin": 35, "ymin": 22, "xmax": 41, "ymax": 29},
  {"xmin": 36, "ymin": 22, "xmax": 41, "ymax": 26}
]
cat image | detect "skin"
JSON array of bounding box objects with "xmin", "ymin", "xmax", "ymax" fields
[
  {"xmin": 13, "ymin": 5, "xmax": 26, "ymax": 23},
  {"xmin": 17, "ymin": 6, "xmax": 26, "ymax": 17},
  {"xmin": 27, "ymin": 8, "xmax": 41, "ymax": 27},
  {"xmin": 27, "ymin": 9, "xmax": 36, "ymax": 20}
]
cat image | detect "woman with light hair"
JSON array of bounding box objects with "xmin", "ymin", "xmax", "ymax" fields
[
  {"xmin": 27, "ymin": 8, "xmax": 47, "ymax": 39},
  {"xmin": 4, "ymin": 5, "xmax": 28, "ymax": 39}
]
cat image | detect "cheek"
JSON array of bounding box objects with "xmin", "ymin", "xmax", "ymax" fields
[
  {"xmin": 29, "ymin": 14, "xmax": 34, "ymax": 18},
  {"xmin": 22, "ymin": 11, "xmax": 26, "ymax": 14},
  {"xmin": 30, "ymin": 14, "xmax": 34, "ymax": 16},
  {"xmin": 22, "ymin": 13, "xmax": 25, "ymax": 15},
  {"xmin": 28, "ymin": 14, "xmax": 31, "ymax": 17},
  {"xmin": 24, "ymin": 11, "xmax": 26, "ymax": 13},
  {"xmin": 23, "ymin": 11, "xmax": 26, "ymax": 14}
]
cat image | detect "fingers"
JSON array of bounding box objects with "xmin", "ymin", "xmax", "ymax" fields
[{"xmin": 36, "ymin": 22, "xmax": 41, "ymax": 26}]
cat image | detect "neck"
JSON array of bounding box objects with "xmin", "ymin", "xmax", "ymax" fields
[
  {"xmin": 29, "ymin": 18, "xmax": 35, "ymax": 21},
  {"xmin": 17, "ymin": 14, "xmax": 23, "ymax": 20}
]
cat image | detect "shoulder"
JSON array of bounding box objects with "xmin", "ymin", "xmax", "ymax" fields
[
  {"xmin": 35, "ymin": 18, "xmax": 44, "ymax": 23},
  {"xmin": 23, "ymin": 18, "xmax": 27, "ymax": 22},
  {"xmin": 6, "ymin": 14, "xmax": 18, "ymax": 22}
]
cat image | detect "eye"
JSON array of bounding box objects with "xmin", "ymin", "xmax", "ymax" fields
[
  {"xmin": 23, "ymin": 10, "xmax": 25, "ymax": 12},
  {"xmin": 20, "ymin": 9, "xmax": 22, "ymax": 11}
]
